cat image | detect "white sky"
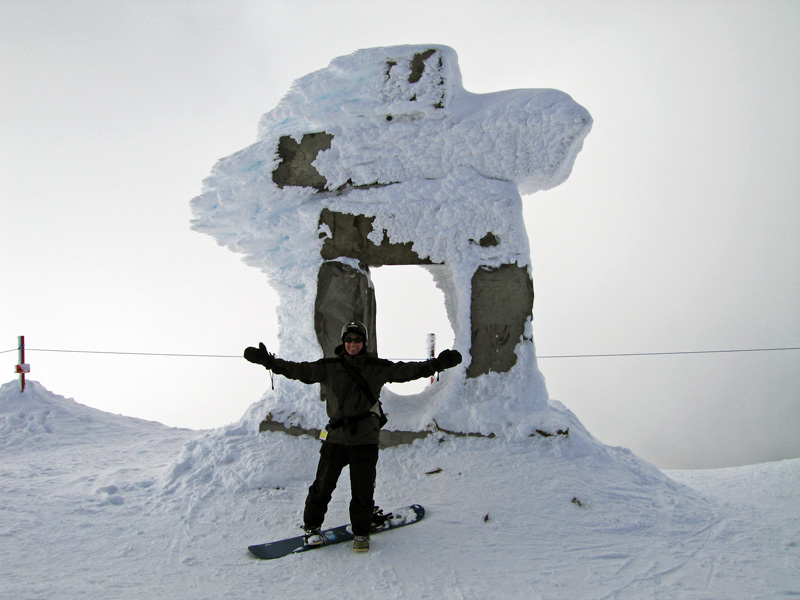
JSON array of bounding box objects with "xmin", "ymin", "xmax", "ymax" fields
[{"xmin": 2, "ymin": 0, "xmax": 798, "ymax": 469}]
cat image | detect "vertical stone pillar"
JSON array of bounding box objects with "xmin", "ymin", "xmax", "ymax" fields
[
  {"xmin": 467, "ymin": 264, "xmax": 534, "ymax": 377},
  {"xmin": 315, "ymin": 260, "xmax": 377, "ymax": 357}
]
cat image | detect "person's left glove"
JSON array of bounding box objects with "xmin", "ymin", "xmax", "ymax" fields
[
  {"xmin": 244, "ymin": 342, "xmax": 274, "ymax": 369},
  {"xmin": 432, "ymin": 349, "xmax": 462, "ymax": 371}
]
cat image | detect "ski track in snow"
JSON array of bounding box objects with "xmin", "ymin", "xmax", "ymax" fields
[{"xmin": 1, "ymin": 381, "xmax": 798, "ymax": 599}]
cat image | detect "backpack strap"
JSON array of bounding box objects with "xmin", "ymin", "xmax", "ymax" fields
[{"xmin": 336, "ymin": 356, "xmax": 388, "ymax": 431}]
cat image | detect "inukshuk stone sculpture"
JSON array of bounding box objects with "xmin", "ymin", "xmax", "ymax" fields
[{"xmin": 191, "ymin": 45, "xmax": 592, "ymax": 440}]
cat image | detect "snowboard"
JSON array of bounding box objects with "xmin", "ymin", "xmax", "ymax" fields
[{"xmin": 248, "ymin": 504, "xmax": 424, "ymax": 560}]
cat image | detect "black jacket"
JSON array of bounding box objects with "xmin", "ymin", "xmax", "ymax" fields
[{"xmin": 271, "ymin": 345, "xmax": 438, "ymax": 445}]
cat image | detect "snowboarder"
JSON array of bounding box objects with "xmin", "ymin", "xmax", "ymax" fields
[{"xmin": 244, "ymin": 321, "xmax": 462, "ymax": 552}]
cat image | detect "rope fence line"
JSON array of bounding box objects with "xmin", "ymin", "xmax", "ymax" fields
[
  {"xmin": 537, "ymin": 347, "xmax": 800, "ymax": 359},
  {"xmin": 23, "ymin": 348, "xmax": 240, "ymax": 358},
  {"xmin": 3, "ymin": 345, "xmax": 799, "ymax": 360}
]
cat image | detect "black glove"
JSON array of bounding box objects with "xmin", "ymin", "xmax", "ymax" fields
[
  {"xmin": 432, "ymin": 349, "xmax": 462, "ymax": 371},
  {"xmin": 244, "ymin": 342, "xmax": 274, "ymax": 369}
]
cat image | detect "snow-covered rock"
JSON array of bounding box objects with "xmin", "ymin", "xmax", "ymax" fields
[{"xmin": 190, "ymin": 44, "xmax": 592, "ymax": 437}]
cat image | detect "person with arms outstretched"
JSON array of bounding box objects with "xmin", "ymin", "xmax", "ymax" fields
[{"xmin": 244, "ymin": 321, "xmax": 461, "ymax": 552}]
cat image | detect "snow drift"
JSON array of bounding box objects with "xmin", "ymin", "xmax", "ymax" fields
[{"xmin": 2, "ymin": 380, "xmax": 797, "ymax": 599}]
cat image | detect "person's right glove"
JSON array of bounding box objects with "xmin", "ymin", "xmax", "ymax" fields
[
  {"xmin": 243, "ymin": 342, "xmax": 275, "ymax": 369},
  {"xmin": 432, "ymin": 349, "xmax": 462, "ymax": 371}
]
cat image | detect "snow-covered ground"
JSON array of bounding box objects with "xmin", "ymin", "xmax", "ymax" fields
[{"xmin": 1, "ymin": 380, "xmax": 797, "ymax": 599}]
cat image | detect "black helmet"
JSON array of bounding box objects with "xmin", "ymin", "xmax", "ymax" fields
[{"xmin": 341, "ymin": 321, "xmax": 368, "ymax": 343}]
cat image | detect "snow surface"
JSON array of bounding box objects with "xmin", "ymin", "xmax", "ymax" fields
[
  {"xmin": 5, "ymin": 45, "xmax": 794, "ymax": 599},
  {"xmin": 2, "ymin": 380, "xmax": 798, "ymax": 599}
]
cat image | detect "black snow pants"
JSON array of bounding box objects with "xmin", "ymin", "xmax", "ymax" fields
[{"xmin": 303, "ymin": 442, "xmax": 379, "ymax": 536}]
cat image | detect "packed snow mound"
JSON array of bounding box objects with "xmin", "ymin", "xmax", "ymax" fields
[
  {"xmin": 3, "ymin": 380, "xmax": 797, "ymax": 598},
  {"xmin": 158, "ymin": 380, "xmax": 662, "ymax": 513},
  {"xmin": 0, "ymin": 380, "xmax": 179, "ymax": 450}
]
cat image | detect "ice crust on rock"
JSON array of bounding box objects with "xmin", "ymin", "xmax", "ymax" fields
[{"xmin": 190, "ymin": 44, "xmax": 592, "ymax": 437}]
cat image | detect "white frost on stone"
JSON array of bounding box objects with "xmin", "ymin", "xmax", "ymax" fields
[{"xmin": 190, "ymin": 44, "xmax": 592, "ymax": 437}]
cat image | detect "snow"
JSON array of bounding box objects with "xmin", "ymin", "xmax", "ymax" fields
[
  {"xmin": 4, "ymin": 45, "xmax": 794, "ymax": 599},
  {"xmin": 2, "ymin": 380, "xmax": 797, "ymax": 599}
]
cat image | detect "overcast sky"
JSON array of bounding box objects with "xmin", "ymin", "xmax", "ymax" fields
[{"xmin": 2, "ymin": 0, "xmax": 798, "ymax": 469}]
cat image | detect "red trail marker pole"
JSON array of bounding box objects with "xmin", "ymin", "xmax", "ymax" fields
[
  {"xmin": 427, "ymin": 333, "xmax": 436, "ymax": 384},
  {"xmin": 15, "ymin": 336, "xmax": 30, "ymax": 393}
]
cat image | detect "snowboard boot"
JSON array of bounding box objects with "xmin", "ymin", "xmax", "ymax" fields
[
  {"xmin": 303, "ymin": 526, "xmax": 324, "ymax": 547},
  {"xmin": 371, "ymin": 506, "xmax": 393, "ymax": 530},
  {"xmin": 353, "ymin": 535, "xmax": 370, "ymax": 552}
]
